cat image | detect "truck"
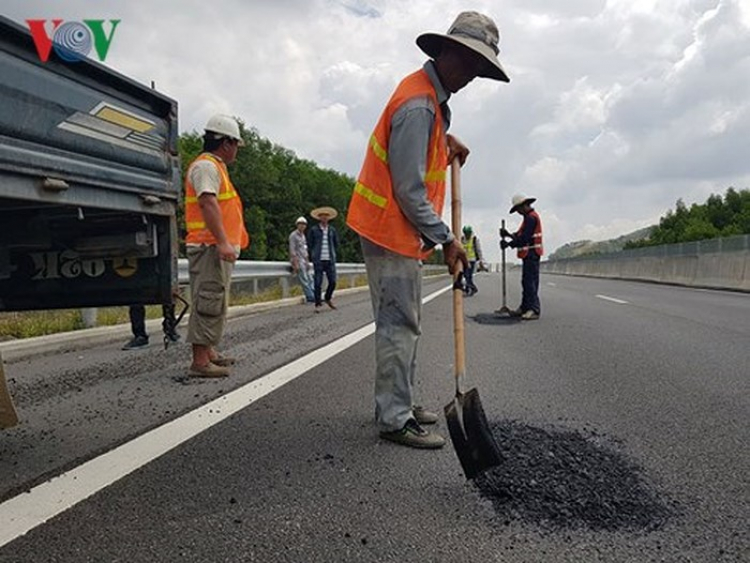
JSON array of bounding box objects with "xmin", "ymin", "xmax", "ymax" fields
[{"xmin": 0, "ymin": 15, "xmax": 180, "ymax": 312}]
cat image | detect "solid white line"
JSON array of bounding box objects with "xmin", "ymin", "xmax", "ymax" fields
[
  {"xmin": 0, "ymin": 283, "xmax": 453, "ymax": 548},
  {"xmin": 596, "ymin": 294, "xmax": 629, "ymax": 305}
]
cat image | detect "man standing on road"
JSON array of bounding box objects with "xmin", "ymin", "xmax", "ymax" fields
[
  {"xmin": 460, "ymin": 225, "xmax": 483, "ymax": 296},
  {"xmin": 184, "ymin": 114, "xmax": 249, "ymax": 377},
  {"xmin": 289, "ymin": 216, "xmax": 315, "ymax": 303},
  {"xmin": 347, "ymin": 11, "xmax": 510, "ymax": 449},
  {"xmin": 500, "ymin": 194, "xmax": 543, "ymax": 320},
  {"xmin": 308, "ymin": 206, "xmax": 340, "ymax": 311}
]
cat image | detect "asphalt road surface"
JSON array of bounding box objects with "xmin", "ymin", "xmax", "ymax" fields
[{"xmin": 0, "ymin": 272, "xmax": 748, "ymax": 562}]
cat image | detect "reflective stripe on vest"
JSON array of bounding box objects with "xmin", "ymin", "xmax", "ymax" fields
[
  {"xmin": 184, "ymin": 153, "xmax": 249, "ymax": 248},
  {"xmin": 346, "ymin": 69, "xmax": 448, "ymax": 259},
  {"xmin": 516, "ymin": 210, "xmax": 543, "ymax": 259}
]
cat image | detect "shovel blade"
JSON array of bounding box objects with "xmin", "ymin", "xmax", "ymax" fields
[
  {"xmin": 444, "ymin": 388, "xmax": 502, "ymax": 479},
  {"xmin": 0, "ymin": 354, "xmax": 19, "ymax": 430}
]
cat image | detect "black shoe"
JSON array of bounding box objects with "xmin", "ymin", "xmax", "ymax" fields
[
  {"xmin": 164, "ymin": 331, "xmax": 181, "ymax": 343},
  {"xmin": 122, "ymin": 335, "xmax": 149, "ymax": 350}
]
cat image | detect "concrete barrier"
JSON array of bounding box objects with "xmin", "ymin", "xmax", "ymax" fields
[{"xmin": 542, "ymin": 235, "xmax": 750, "ymax": 293}]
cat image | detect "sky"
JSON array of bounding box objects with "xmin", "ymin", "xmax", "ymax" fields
[{"xmin": 4, "ymin": 0, "xmax": 750, "ymax": 260}]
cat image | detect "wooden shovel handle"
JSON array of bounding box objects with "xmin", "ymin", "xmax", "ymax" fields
[{"xmin": 450, "ymin": 159, "xmax": 465, "ymax": 395}]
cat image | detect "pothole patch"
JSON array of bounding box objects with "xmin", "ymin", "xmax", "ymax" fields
[
  {"xmin": 471, "ymin": 313, "xmax": 520, "ymax": 325},
  {"xmin": 474, "ymin": 419, "xmax": 675, "ymax": 531}
]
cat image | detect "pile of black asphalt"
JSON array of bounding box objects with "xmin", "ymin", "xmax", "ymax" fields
[{"xmin": 474, "ymin": 419, "xmax": 676, "ymax": 532}]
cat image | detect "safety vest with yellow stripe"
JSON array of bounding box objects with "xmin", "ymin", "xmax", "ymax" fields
[
  {"xmin": 516, "ymin": 210, "xmax": 543, "ymax": 259},
  {"xmin": 346, "ymin": 69, "xmax": 448, "ymax": 259},
  {"xmin": 184, "ymin": 153, "xmax": 249, "ymax": 249}
]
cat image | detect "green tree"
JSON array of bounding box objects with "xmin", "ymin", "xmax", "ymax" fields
[{"xmin": 626, "ymin": 187, "xmax": 750, "ymax": 248}]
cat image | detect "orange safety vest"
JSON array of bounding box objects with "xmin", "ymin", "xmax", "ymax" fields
[
  {"xmin": 346, "ymin": 69, "xmax": 448, "ymax": 259},
  {"xmin": 516, "ymin": 210, "xmax": 543, "ymax": 259},
  {"xmin": 184, "ymin": 153, "xmax": 249, "ymax": 249}
]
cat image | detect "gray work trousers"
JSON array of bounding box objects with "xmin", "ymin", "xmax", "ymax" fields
[{"xmin": 361, "ymin": 237, "xmax": 422, "ymax": 432}]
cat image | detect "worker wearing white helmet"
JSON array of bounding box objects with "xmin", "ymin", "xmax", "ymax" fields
[
  {"xmin": 183, "ymin": 113, "xmax": 249, "ymax": 377},
  {"xmin": 289, "ymin": 216, "xmax": 314, "ymax": 303},
  {"xmin": 500, "ymin": 193, "xmax": 543, "ymax": 320}
]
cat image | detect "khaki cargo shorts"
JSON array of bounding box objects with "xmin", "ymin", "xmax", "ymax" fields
[{"xmin": 186, "ymin": 245, "xmax": 234, "ymax": 346}]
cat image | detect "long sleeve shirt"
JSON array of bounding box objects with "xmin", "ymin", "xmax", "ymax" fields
[{"xmin": 388, "ymin": 61, "xmax": 454, "ymax": 249}]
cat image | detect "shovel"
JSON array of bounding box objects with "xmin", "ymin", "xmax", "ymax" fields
[
  {"xmin": 0, "ymin": 351, "xmax": 19, "ymax": 430},
  {"xmin": 495, "ymin": 219, "xmax": 512, "ymax": 316},
  {"xmin": 444, "ymin": 159, "xmax": 503, "ymax": 479}
]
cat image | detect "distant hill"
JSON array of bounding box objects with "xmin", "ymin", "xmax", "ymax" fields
[{"xmin": 548, "ymin": 226, "xmax": 655, "ymax": 260}]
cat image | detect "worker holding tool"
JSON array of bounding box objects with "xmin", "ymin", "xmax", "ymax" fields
[
  {"xmin": 460, "ymin": 225, "xmax": 483, "ymax": 296},
  {"xmin": 184, "ymin": 114, "xmax": 249, "ymax": 377},
  {"xmin": 347, "ymin": 11, "xmax": 510, "ymax": 449},
  {"xmin": 500, "ymin": 194, "xmax": 543, "ymax": 320}
]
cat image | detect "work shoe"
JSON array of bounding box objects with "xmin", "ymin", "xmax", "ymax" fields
[
  {"xmin": 521, "ymin": 310, "xmax": 540, "ymax": 320},
  {"xmin": 188, "ymin": 362, "xmax": 229, "ymax": 378},
  {"xmin": 379, "ymin": 419, "xmax": 445, "ymax": 449},
  {"xmin": 164, "ymin": 332, "xmax": 181, "ymax": 343},
  {"xmin": 325, "ymin": 299, "xmax": 337, "ymax": 310},
  {"xmin": 413, "ymin": 406, "xmax": 439, "ymax": 425},
  {"xmin": 122, "ymin": 335, "xmax": 149, "ymax": 350},
  {"xmin": 508, "ymin": 308, "xmax": 523, "ymax": 317},
  {"xmin": 210, "ymin": 355, "xmax": 236, "ymax": 367}
]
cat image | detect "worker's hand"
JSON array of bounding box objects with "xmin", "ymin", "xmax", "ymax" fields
[
  {"xmin": 499, "ymin": 227, "xmax": 511, "ymax": 238},
  {"xmin": 500, "ymin": 240, "xmax": 511, "ymax": 250},
  {"xmin": 447, "ymin": 134, "xmax": 470, "ymax": 167},
  {"xmin": 443, "ymin": 238, "xmax": 468, "ymax": 275},
  {"xmin": 217, "ymin": 241, "xmax": 238, "ymax": 262},
  {"xmin": 291, "ymin": 259, "xmax": 299, "ymax": 273}
]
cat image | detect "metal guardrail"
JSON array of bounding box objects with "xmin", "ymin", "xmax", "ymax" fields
[
  {"xmin": 177, "ymin": 259, "xmax": 370, "ymax": 285},
  {"xmin": 177, "ymin": 259, "xmax": 447, "ymax": 286}
]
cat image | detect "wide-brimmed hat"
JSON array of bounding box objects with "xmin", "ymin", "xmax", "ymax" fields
[
  {"xmin": 510, "ymin": 194, "xmax": 536, "ymax": 213},
  {"xmin": 416, "ymin": 11, "xmax": 509, "ymax": 83},
  {"xmin": 311, "ymin": 206, "xmax": 338, "ymax": 220}
]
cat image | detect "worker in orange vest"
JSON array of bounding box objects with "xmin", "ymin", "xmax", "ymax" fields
[
  {"xmin": 500, "ymin": 194, "xmax": 543, "ymax": 320},
  {"xmin": 184, "ymin": 114, "xmax": 249, "ymax": 377},
  {"xmin": 347, "ymin": 11, "xmax": 510, "ymax": 449}
]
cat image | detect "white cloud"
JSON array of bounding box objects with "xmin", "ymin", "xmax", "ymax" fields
[{"xmin": 2, "ymin": 0, "xmax": 749, "ymax": 260}]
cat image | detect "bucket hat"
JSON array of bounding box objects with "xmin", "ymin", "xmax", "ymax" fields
[
  {"xmin": 416, "ymin": 11, "xmax": 509, "ymax": 82},
  {"xmin": 311, "ymin": 206, "xmax": 338, "ymax": 220},
  {"xmin": 295, "ymin": 216, "xmax": 307, "ymax": 224},
  {"xmin": 510, "ymin": 194, "xmax": 536, "ymax": 213}
]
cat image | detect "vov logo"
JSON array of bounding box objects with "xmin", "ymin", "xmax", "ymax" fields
[{"xmin": 26, "ymin": 19, "xmax": 121, "ymax": 63}]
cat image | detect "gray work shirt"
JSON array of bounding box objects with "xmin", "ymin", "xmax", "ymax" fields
[{"xmin": 388, "ymin": 61, "xmax": 454, "ymax": 249}]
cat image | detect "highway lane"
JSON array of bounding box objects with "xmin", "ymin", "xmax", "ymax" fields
[{"xmin": 1, "ymin": 272, "xmax": 748, "ymax": 562}]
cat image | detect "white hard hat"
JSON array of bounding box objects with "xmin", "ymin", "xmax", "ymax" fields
[
  {"xmin": 295, "ymin": 216, "xmax": 307, "ymax": 224},
  {"xmin": 204, "ymin": 114, "xmax": 245, "ymax": 146},
  {"xmin": 510, "ymin": 193, "xmax": 536, "ymax": 213}
]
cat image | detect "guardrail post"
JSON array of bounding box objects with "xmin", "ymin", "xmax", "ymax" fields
[
  {"xmin": 280, "ymin": 276, "xmax": 290, "ymax": 298},
  {"xmin": 80, "ymin": 308, "xmax": 98, "ymax": 328}
]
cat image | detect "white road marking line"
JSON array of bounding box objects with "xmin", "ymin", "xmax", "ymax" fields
[
  {"xmin": 0, "ymin": 284, "xmax": 453, "ymax": 548},
  {"xmin": 547, "ymin": 282, "xmax": 557, "ymax": 287},
  {"xmin": 596, "ymin": 294, "xmax": 629, "ymax": 305}
]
